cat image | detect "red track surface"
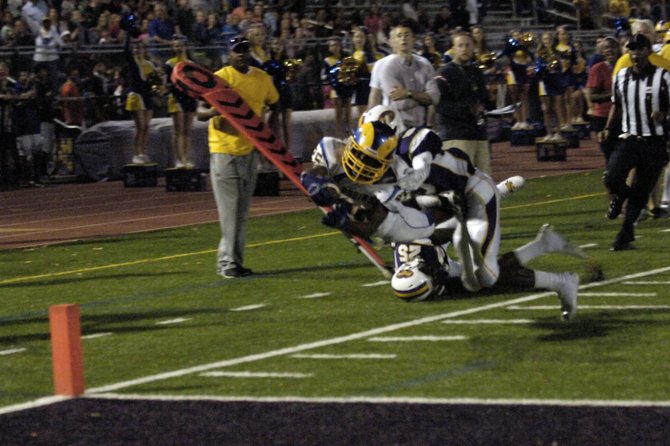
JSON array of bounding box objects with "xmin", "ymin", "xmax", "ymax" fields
[{"xmin": 0, "ymin": 138, "xmax": 604, "ymax": 250}]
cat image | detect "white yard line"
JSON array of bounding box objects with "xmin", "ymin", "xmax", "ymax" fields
[
  {"xmin": 362, "ymin": 281, "xmax": 390, "ymax": 287},
  {"xmin": 579, "ymin": 292, "xmax": 657, "ymax": 297},
  {"xmin": 200, "ymin": 371, "xmax": 313, "ymax": 379},
  {"xmin": 0, "ymin": 348, "xmax": 26, "ymax": 355},
  {"xmin": 292, "ymin": 353, "xmax": 397, "ymax": 359},
  {"xmin": 624, "ymin": 281, "xmax": 670, "ymax": 285},
  {"xmin": 230, "ymin": 304, "xmax": 267, "ymax": 312},
  {"xmin": 156, "ymin": 318, "xmax": 192, "ymax": 325},
  {"xmin": 298, "ymin": 292, "xmax": 332, "ymax": 299},
  {"xmin": 85, "ymin": 393, "xmax": 670, "ymax": 408},
  {"xmin": 81, "ymin": 333, "xmax": 113, "ymax": 340},
  {"xmin": 507, "ymin": 305, "xmax": 670, "ymax": 311},
  {"xmin": 442, "ymin": 319, "xmax": 534, "ymax": 325},
  {"xmin": 368, "ymin": 336, "xmax": 468, "ymax": 342}
]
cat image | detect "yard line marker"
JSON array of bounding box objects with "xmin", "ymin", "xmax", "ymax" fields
[
  {"xmin": 579, "ymin": 243, "xmax": 598, "ymax": 249},
  {"xmin": 368, "ymin": 336, "xmax": 468, "ymax": 342},
  {"xmin": 86, "ymin": 393, "xmax": 670, "ymax": 408},
  {"xmin": 442, "ymin": 319, "xmax": 534, "ymax": 325},
  {"xmin": 507, "ymin": 305, "xmax": 670, "ymax": 311},
  {"xmin": 81, "ymin": 333, "xmax": 113, "ymax": 340},
  {"xmin": 200, "ymin": 371, "xmax": 312, "ymax": 379},
  {"xmin": 661, "ymin": 228, "xmax": 670, "ymax": 232},
  {"xmin": 156, "ymin": 318, "xmax": 192, "ymax": 325},
  {"xmin": 0, "ymin": 347, "xmax": 26, "ymax": 355},
  {"xmin": 624, "ymin": 281, "xmax": 670, "ymax": 285},
  {"xmin": 230, "ymin": 304, "xmax": 266, "ymax": 312},
  {"xmin": 579, "ymin": 292, "xmax": 657, "ymax": 297},
  {"xmin": 292, "ymin": 353, "xmax": 397, "ymax": 359},
  {"xmin": 362, "ymin": 281, "xmax": 390, "ymax": 287},
  {"xmin": 298, "ymin": 292, "xmax": 331, "ymax": 299},
  {"xmin": 77, "ymin": 265, "xmax": 670, "ymax": 395}
]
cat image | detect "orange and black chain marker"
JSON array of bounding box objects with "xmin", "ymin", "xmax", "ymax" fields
[{"xmin": 172, "ymin": 61, "xmax": 390, "ymax": 278}]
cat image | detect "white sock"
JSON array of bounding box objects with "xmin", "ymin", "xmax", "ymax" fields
[
  {"xmin": 662, "ymin": 168, "xmax": 670, "ymax": 205},
  {"xmin": 514, "ymin": 239, "xmax": 544, "ymax": 265},
  {"xmin": 534, "ymin": 270, "xmax": 561, "ymax": 291}
]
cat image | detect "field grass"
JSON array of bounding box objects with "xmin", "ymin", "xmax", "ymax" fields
[{"xmin": 1, "ymin": 170, "xmax": 670, "ymax": 410}]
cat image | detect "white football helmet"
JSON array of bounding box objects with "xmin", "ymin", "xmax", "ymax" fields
[
  {"xmin": 360, "ymin": 105, "xmax": 406, "ymax": 135},
  {"xmin": 391, "ymin": 258, "xmax": 434, "ymax": 302}
]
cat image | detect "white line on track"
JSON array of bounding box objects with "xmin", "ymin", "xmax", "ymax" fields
[
  {"xmin": 298, "ymin": 292, "xmax": 331, "ymax": 299},
  {"xmin": 0, "ymin": 347, "xmax": 26, "ymax": 355},
  {"xmin": 362, "ymin": 281, "xmax": 390, "ymax": 287},
  {"xmin": 368, "ymin": 336, "xmax": 468, "ymax": 342},
  {"xmin": 80, "ymin": 265, "xmax": 670, "ymax": 395},
  {"xmin": 81, "ymin": 333, "xmax": 113, "ymax": 340},
  {"xmin": 291, "ymin": 353, "xmax": 397, "ymax": 359},
  {"xmin": 200, "ymin": 371, "xmax": 313, "ymax": 379},
  {"xmin": 230, "ymin": 304, "xmax": 267, "ymax": 312},
  {"xmin": 624, "ymin": 281, "xmax": 670, "ymax": 285},
  {"xmin": 442, "ymin": 319, "xmax": 534, "ymax": 325},
  {"xmin": 507, "ymin": 305, "xmax": 670, "ymax": 311},
  {"xmin": 579, "ymin": 292, "xmax": 657, "ymax": 297},
  {"xmin": 84, "ymin": 393, "xmax": 670, "ymax": 408},
  {"xmin": 156, "ymin": 318, "xmax": 192, "ymax": 325}
]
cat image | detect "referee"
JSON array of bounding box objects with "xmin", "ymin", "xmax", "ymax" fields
[{"xmin": 600, "ymin": 33, "xmax": 670, "ymax": 251}]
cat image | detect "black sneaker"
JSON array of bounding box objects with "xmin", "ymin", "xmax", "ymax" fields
[
  {"xmin": 651, "ymin": 207, "xmax": 670, "ymax": 219},
  {"xmin": 610, "ymin": 240, "xmax": 634, "ymax": 251},
  {"xmin": 238, "ymin": 266, "xmax": 253, "ymax": 277},
  {"xmin": 606, "ymin": 195, "xmax": 624, "ymax": 220},
  {"xmin": 219, "ymin": 266, "xmax": 243, "ymax": 279}
]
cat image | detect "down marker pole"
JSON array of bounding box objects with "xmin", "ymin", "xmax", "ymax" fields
[{"xmin": 49, "ymin": 304, "xmax": 85, "ymax": 396}]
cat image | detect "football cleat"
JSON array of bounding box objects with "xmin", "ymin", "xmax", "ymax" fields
[
  {"xmin": 496, "ymin": 175, "xmax": 525, "ymax": 198},
  {"xmin": 536, "ymin": 223, "xmax": 587, "ymax": 259},
  {"xmin": 557, "ymin": 272, "xmax": 579, "ymax": 321}
]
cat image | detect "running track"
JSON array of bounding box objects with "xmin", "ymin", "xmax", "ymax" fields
[{"xmin": 0, "ymin": 139, "xmax": 604, "ymax": 250}]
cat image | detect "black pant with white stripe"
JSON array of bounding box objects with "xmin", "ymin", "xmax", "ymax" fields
[{"xmin": 604, "ymin": 136, "xmax": 669, "ymax": 244}]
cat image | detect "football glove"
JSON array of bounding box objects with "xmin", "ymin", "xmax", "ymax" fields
[
  {"xmin": 321, "ymin": 202, "xmax": 351, "ymax": 230},
  {"xmin": 300, "ymin": 172, "xmax": 340, "ymax": 207}
]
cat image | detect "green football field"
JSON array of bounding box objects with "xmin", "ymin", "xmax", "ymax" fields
[{"xmin": 1, "ymin": 170, "xmax": 669, "ymax": 410}]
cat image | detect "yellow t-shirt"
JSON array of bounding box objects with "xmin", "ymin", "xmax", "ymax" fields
[{"xmin": 208, "ymin": 66, "xmax": 279, "ymax": 156}]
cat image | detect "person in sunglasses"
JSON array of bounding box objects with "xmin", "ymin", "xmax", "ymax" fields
[{"xmin": 197, "ymin": 36, "xmax": 279, "ymax": 278}]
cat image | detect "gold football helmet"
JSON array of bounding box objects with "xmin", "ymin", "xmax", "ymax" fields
[{"xmin": 342, "ymin": 121, "xmax": 398, "ymax": 184}]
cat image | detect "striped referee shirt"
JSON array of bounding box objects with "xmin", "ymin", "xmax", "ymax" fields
[{"xmin": 612, "ymin": 63, "xmax": 670, "ymax": 136}]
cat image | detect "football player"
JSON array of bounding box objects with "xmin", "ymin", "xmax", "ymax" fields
[{"xmin": 308, "ymin": 112, "xmax": 585, "ymax": 320}]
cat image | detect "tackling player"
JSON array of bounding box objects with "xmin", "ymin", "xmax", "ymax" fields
[{"xmin": 302, "ymin": 108, "xmax": 585, "ymax": 320}]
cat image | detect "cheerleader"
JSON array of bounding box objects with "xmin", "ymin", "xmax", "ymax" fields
[
  {"xmin": 351, "ymin": 26, "xmax": 382, "ymax": 117},
  {"xmin": 267, "ymin": 37, "xmax": 294, "ymax": 149},
  {"xmin": 554, "ymin": 25, "xmax": 577, "ymax": 131},
  {"xmin": 165, "ymin": 35, "xmax": 197, "ymax": 168},
  {"xmin": 321, "ymin": 36, "xmax": 352, "ymax": 138},
  {"xmin": 504, "ymin": 30, "xmax": 534, "ymax": 130},
  {"xmin": 124, "ymin": 34, "xmax": 157, "ymax": 164},
  {"xmin": 535, "ymin": 31, "xmax": 567, "ymax": 142}
]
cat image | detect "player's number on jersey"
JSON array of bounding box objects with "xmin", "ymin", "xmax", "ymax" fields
[{"xmin": 396, "ymin": 243, "xmax": 423, "ymax": 264}]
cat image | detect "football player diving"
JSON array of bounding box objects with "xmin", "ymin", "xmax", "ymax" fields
[{"xmin": 300, "ymin": 106, "xmax": 586, "ymax": 320}]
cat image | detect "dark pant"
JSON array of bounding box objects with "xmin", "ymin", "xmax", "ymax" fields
[
  {"xmin": 590, "ymin": 116, "xmax": 616, "ymax": 164},
  {"xmin": 604, "ymin": 136, "xmax": 669, "ymax": 242}
]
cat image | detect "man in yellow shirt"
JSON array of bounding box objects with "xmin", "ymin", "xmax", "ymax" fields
[{"xmin": 197, "ymin": 36, "xmax": 279, "ymax": 278}]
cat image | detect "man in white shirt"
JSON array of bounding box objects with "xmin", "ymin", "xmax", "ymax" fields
[{"xmin": 367, "ymin": 20, "xmax": 439, "ymax": 128}]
